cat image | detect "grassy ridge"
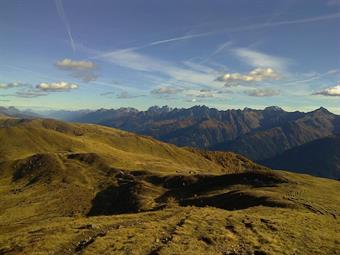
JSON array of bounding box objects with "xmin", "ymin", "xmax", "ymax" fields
[
  {"xmin": 0, "ymin": 118, "xmax": 255, "ymax": 174},
  {"xmin": 0, "ymin": 117, "xmax": 339, "ymax": 255}
]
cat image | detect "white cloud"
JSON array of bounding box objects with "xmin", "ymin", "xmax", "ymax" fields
[
  {"xmin": 55, "ymin": 58, "xmax": 98, "ymax": 82},
  {"xmin": 244, "ymin": 88, "xmax": 281, "ymax": 97},
  {"xmin": 313, "ymin": 85, "xmax": 340, "ymax": 96},
  {"xmin": 0, "ymin": 82, "xmax": 25, "ymax": 89},
  {"xmin": 216, "ymin": 68, "xmax": 280, "ymax": 87},
  {"xmin": 233, "ymin": 48, "xmax": 289, "ymax": 71},
  {"xmin": 36, "ymin": 82, "xmax": 78, "ymax": 92},
  {"xmin": 55, "ymin": 59, "xmax": 96, "ymax": 70}
]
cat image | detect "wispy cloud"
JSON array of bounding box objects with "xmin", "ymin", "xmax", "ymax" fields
[
  {"xmin": 84, "ymin": 9, "xmax": 340, "ymax": 101},
  {"xmin": 184, "ymin": 98, "xmax": 202, "ymax": 103},
  {"xmin": 0, "ymin": 85, "xmax": 48, "ymax": 98},
  {"xmin": 327, "ymin": 0, "xmax": 340, "ymax": 6},
  {"xmin": 229, "ymin": 12, "xmax": 340, "ymax": 32},
  {"xmin": 151, "ymin": 86, "xmax": 182, "ymax": 95},
  {"xmin": 55, "ymin": 0, "xmax": 75, "ymax": 52},
  {"xmin": 15, "ymin": 90, "xmax": 48, "ymax": 98},
  {"xmin": 100, "ymin": 90, "xmax": 144, "ymax": 99},
  {"xmin": 96, "ymin": 50, "xmax": 221, "ymax": 88},
  {"xmin": 185, "ymin": 89, "xmax": 215, "ymax": 98},
  {"xmin": 116, "ymin": 91, "xmax": 143, "ymax": 99},
  {"xmin": 0, "ymin": 94, "xmax": 11, "ymax": 102},
  {"xmin": 92, "ymin": 80, "xmax": 143, "ymax": 92},
  {"xmin": 0, "ymin": 82, "xmax": 26, "ymax": 89},
  {"xmin": 147, "ymin": 32, "xmax": 213, "ymax": 47},
  {"xmin": 284, "ymin": 69, "xmax": 339, "ymax": 86},
  {"xmin": 244, "ymin": 88, "xmax": 281, "ymax": 97},
  {"xmin": 233, "ymin": 48, "xmax": 289, "ymax": 71},
  {"xmin": 1, "ymin": 64, "xmax": 59, "ymax": 80},
  {"xmin": 182, "ymin": 61, "xmax": 217, "ymax": 74},
  {"xmin": 184, "ymin": 88, "xmax": 233, "ymax": 101},
  {"xmin": 199, "ymin": 41, "xmax": 233, "ymax": 64},
  {"xmin": 100, "ymin": 91, "xmax": 115, "ymax": 97},
  {"xmin": 98, "ymin": 50, "xmax": 166, "ymax": 72},
  {"xmin": 112, "ymin": 12, "xmax": 340, "ymax": 51}
]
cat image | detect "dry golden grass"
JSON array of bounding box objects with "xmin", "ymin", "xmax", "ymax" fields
[{"xmin": 0, "ymin": 118, "xmax": 339, "ymax": 255}]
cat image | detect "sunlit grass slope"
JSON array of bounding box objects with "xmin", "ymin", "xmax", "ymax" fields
[{"xmin": 0, "ymin": 117, "xmax": 339, "ymax": 255}]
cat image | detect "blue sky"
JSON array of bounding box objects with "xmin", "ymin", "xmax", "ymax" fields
[{"xmin": 0, "ymin": 0, "xmax": 339, "ymax": 113}]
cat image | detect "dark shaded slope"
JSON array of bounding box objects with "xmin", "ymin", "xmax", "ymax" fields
[{"xmin": 261, "ymin": 136, "xmax": 340, "ymax": 179}]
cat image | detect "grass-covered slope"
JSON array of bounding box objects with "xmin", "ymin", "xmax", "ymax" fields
[
  {"xmin": 1, "ymin": 118, "xmax": 261, "ymax": 174},
  {"xmin": 0, "ymin": 118, "xmax": 339, "ymax": 255}
]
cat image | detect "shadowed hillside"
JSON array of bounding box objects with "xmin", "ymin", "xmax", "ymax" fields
[
  {"xmin": 0, "ymin": 117, "xmax": 339, "ymax": 255},
  {"xmin": 261, "ymin": 135, "xmax": 340, "ymax": 179},
  {"xmin": 212, "ymin": 107, "xmax": 339, "ymax": 161}
]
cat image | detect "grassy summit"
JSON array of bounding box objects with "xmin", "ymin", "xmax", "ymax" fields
[{"xmin": 0, "ymin": 118, "xmax": 339, "ymax": 255}]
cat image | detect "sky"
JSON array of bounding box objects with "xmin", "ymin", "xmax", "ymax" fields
[{"xmin": 0, "ymin": 0, "xmax": 339, "ymax": 113}]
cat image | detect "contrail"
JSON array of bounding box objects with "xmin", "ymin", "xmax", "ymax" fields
[
  {"xmin": 55, "ymin": 0, "xmax": 75, "ymax": 52},
  {"xmin": 147, "ymin": 32, "xmax": 213, "ymax": 46},
  {"xmin": 87, "ymin": 11, "xmax": 340, "ymax": 60},
  {"xmin": 230, "ymin": 12, "xmax": 340, "ymax": 33},
  {"xmin": 131, "ymin": 12, "xmax": 340, "ymax": 51}
]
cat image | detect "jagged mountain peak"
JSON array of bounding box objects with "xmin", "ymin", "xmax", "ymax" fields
[
  {"xmin": 312, "ymin": 106, "xmax": 332, "ymax": 114},
  {"xmin": 264, "ymin": 106, "xmax": 284, "ymax": 112},
  {"xmin": 147, "ymin": 105, "xmax": 172, "ymax": 113}
]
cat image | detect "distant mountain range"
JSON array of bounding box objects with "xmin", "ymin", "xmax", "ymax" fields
[
  {"xmin": 41, "ymin": 105, "xmax": 340, "ymax": 179},
  {"xmin": 0, "ymin": 106, "xmax": 39, "ymax": 119},
  {"xmin": 3, "ymin": 105, "xmax": 340, "ymax": 179}
]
